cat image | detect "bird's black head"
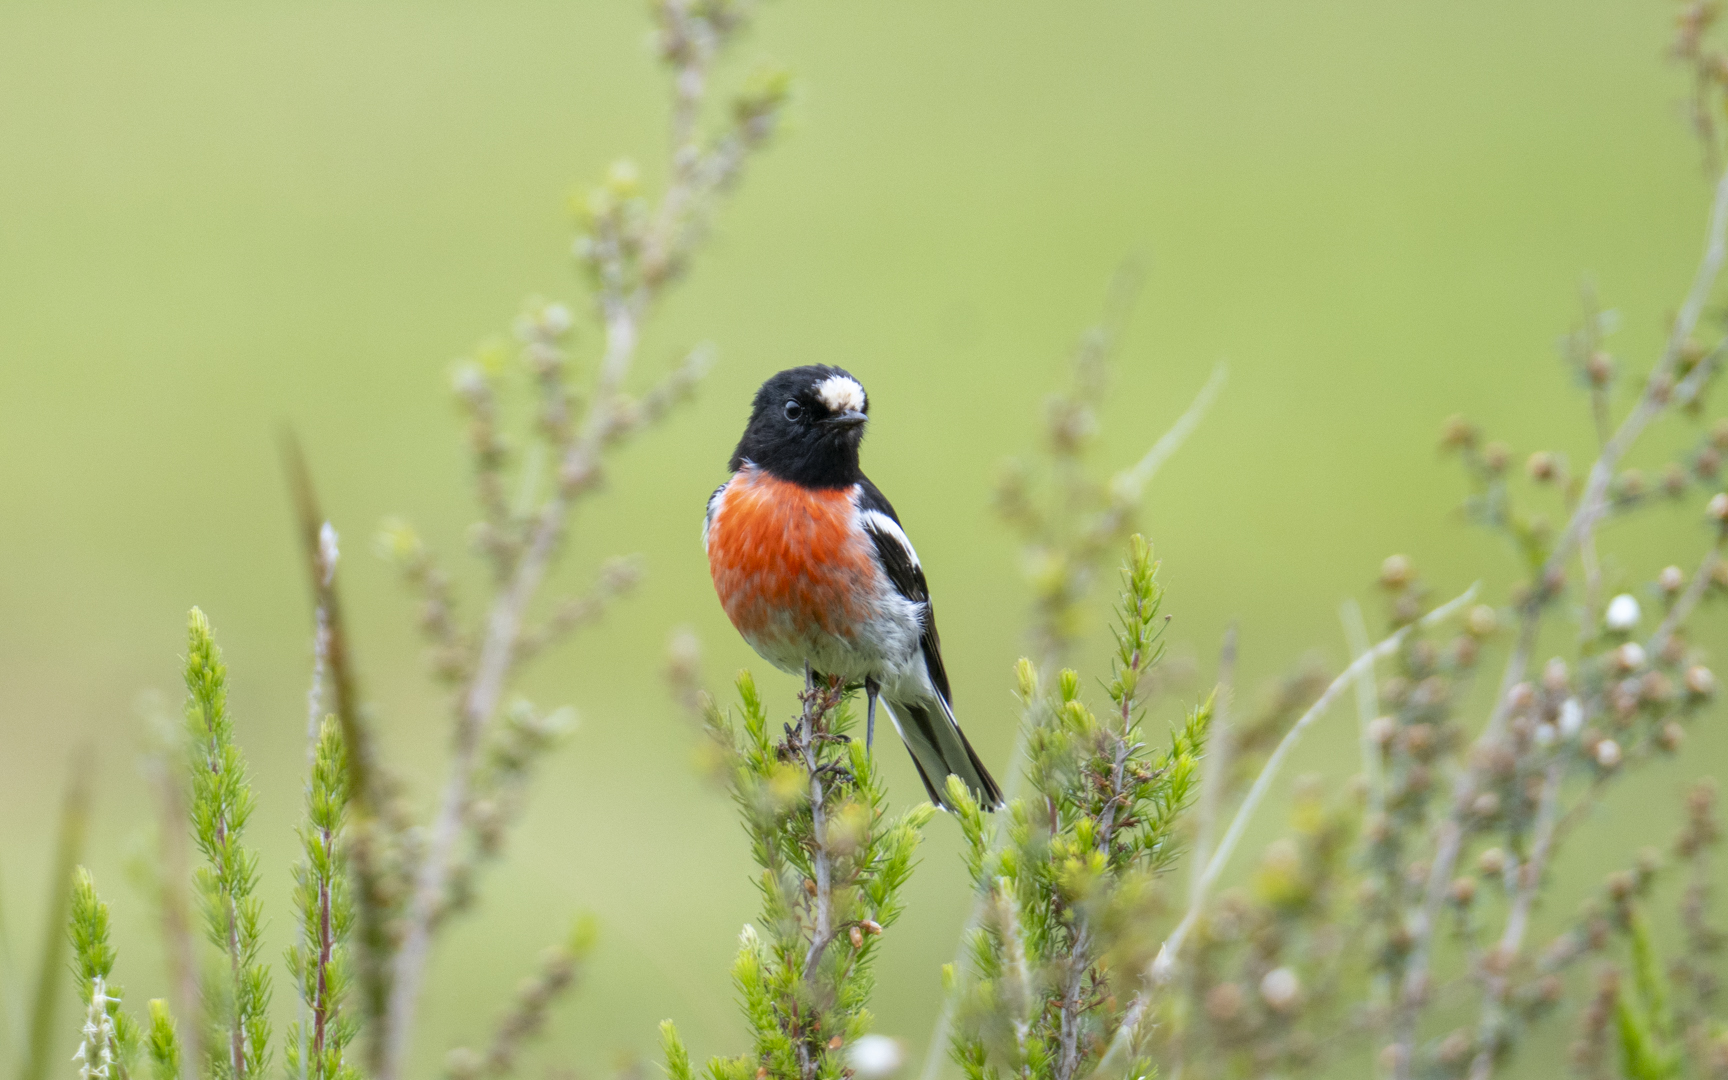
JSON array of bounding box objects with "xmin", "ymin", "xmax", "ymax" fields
[{"xmin": 729, "ymin": 365, "xmax": 870, "ymax": 487}]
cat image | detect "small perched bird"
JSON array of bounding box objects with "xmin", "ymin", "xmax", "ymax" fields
[{"xmin": 704, "ymin": 365, "xmax": 1003, "ymax": 810}]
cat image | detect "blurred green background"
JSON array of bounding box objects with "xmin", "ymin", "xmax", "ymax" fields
[{"xmin": 3, "ymin": 0, "xmax": 1726, "ymax": 1076}]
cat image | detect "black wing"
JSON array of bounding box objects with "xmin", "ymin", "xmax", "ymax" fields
[{"xmin": 856, "ymin": 476, "xmax": 953, "ymax": 706}]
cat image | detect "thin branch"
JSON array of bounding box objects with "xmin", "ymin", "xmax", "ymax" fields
[
  {"xmin": 921, "ymin": 366, "xmax": 1225, "ymax": 1080},
  {"xmin": 1393, "ymin": 158, "xmax": 1728, "ymax": 1079},
  {"xmin": 1114, "ymin": 362, "xmax": 1228, "ymax": 503},
  {"xmin": 378, "ymin": 17, "xmax": 765, "ymax": 1063},
  {"xmin": 1465, "ymin": 754, "xmax": 1565, "ymax": 1080},
  {"xmin": 1341, "ymin": 599, "xmax": 1384, "ymax": 819},
  {"xmin": 1087, "ymin": 584, "xmax": 1480, "ymax": 1080},
  {"xmin": 801, "ymin": 667, "xmax": 836, "ymax": 996},
  {"xmin": 1188, "ymin": 625, "xmax": 1237, "ymax": 909},
  {"xmin": 1651, "ymin": 533, "xmax": 1725, "ymax": 657}
]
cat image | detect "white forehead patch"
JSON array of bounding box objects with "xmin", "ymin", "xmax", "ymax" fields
[{"xmin": 814, "ymin": 374, "xmax": 866, "ymax": 415}]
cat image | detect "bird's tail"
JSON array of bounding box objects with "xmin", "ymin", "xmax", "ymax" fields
[{"xmin": 883, "ymin": 693, "xmax": 1003, "ymax": 811}]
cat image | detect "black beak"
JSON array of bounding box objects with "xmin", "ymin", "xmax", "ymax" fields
[{"xmin": 826, "ymin": 409, "xmax": 868, "ymax": 429}]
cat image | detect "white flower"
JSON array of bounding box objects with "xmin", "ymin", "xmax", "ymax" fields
[
  {"xmin": 847, "ymin": 1035, "xmax": 905, "ymax": 1079},
  {"xmin": 1558, "ymin": 698, "xmax": 1584, "ymax": 739},
  {"xmin": 1260, "ymin": 966, "xmax": 1301, "ymax": 1011},
  {"xmin": 1605, "ymin": 594, "xmax": 1641, "ymax": 632},
  {"xmin": 1595, "ymin": 739, "xmax": 1623, "ymax": 769}
]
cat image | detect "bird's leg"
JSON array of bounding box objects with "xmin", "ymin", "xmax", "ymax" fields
[{"xmin": 864, "ymin": 677, "xmax": 880, "ymax": 753}]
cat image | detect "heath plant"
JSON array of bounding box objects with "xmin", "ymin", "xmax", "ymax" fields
[{"xmin": 7, "ymin": 5, "xmax": 1728, "ymax": 1080}]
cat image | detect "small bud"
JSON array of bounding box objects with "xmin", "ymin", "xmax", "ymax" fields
[
  {"xmin": 1643, "ymin": 671, "xmax": 1673, "ymax": 705},
  {"xmin": 1605, "ymin": 594, "xmax": 1641, "ymax": 632},
  {"xmin": 1658, "ymin": 721, "xmax": 1686, "ymax": 752},
  {"xmin": 1367, "ymin": 716, "xmax": 1396, "ymax": 747},
  {"xmin": 803, "ymin": 878, "xmax": 817, "ymax": 896},
  {"xmin": 1483, "ymin": 441, "xmax": 1510, "ymax": 472},
  {"xmin": 1478, "ymin": 848, "xmax": 1507, "ymax": 877},
  {"xmin": 1380, "ymin": 554, "xmax": 1413, "ymax": 589},
  {"xmin": 849, "ymin": 925, "xmax": 864, "ymax": 949},
  {"xmin": 1438, "ymin": 1030, "xmax": 1473, "ymax": 1066},
  {"xmin": 1650, "ymin": 372, "xmax": 1674, "ymax": 404},
  {"xmin": 1205, "ymin": 983, "xmax": 1244, "ymax": 1023},
  {"xmin": 1527, "ymin": 451, "xmax": 1557, "ymax": 482},
  {"xmin": 1686, "ymin": 665, "xmax": 1717, "ymax": 697},
  {"xmin": 540, "ymin": 302, "xmax": 573, "ymax": 337},
  {"xmin": 1559, "ymin": 698, "xmax": 1585, "ymax": 738},
  {"xmin": 1440, "ymin": 415, "xmax": 1479, "ymax": 450},
  {"xmin": 1617, "ymin": 469, "xmax": 1646, "ymax": 500},
  {"xmin": 1595, "ymin": 738, "xmax": 1623, "ymax": 770},
  {"xmin": 1699, "ymin": 447, "xmax": 1722, "ymax": 479},
  {"xmin": 861, "ymin": 919, "xmax": 882, "ymax": 935},
  {"xmin": 1508, "ymin": 682, "xmax": 1536, "ymax": 711},
  {"xmin": 827, "ymin": 1036, "xmax": 844, "ymax": 1051},
  {"xmin": 1586, "ymin": 351, "xmax": 1614, "ymax": 386},
  {"xmin": 1710, "ymin": 492, "xmax": 1728, "ymax": 521},
  {"xmin": 1403, "ymin": 723, "xmax": 1434, "ymax": 757},
  {"xmin": 1664, "ymin": 463, "xmax": 1689, "ymax": 497},
  {"xmin": 1467, "ymin": 605, "xmax": 1499, "ymax": 637},
  {"xmin": 1614, "ymin": 642, "xmax": 1647, "ymax": 672},
  {"xmin": 1660, "ymin": 565, "xmax": 1686, "ymax": 594},
  {"xmin": 1259, "ymin": 967, "xmax": 1300, "ymax": 1012},
  {"xmin": 1449, "ymin": 877, "xmax": 1477, "ymax": 905},
  {"xmin": 1472, "ymin": 792, "xmax": 1502, "ymax": 820},
  {"xmin": 1607, "ymin": 869, "xmax": 1635, "ymax": 900},
  {"xmin": 1543, "ymin": 658, "xmax": 1570, "ymax": 693}
]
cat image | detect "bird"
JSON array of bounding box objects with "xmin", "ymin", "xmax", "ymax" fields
[{"xmin": 703, "ymin": 365, "xmax": 1003, "ymax": 811}]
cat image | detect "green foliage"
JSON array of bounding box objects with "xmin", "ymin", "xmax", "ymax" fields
[
  {"xmin": 183, "ymin": 609, "xmax": 271, "ymax": 1080},
  {"xmin": 145, "ymin": 1001, "xmax": 182, "ymax": 1080},
  {"xmin": 67, "ymin": 869, "xmax": 141, "ymax": 1080},
  {"xmin": 690, "ymin": 672, "xmax": 935, "ymax": 1080},
  {"xmin": 285, "ymin": 717, "xmax": 359, "ymax": 1080},
  {"xmin": 950, "ymin": 536, "xmax": 1210, "ymax": 1080}
]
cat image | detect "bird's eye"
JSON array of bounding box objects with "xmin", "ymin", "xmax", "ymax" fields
[{"xmin": 783, "ymin": 400, "xmax": 803, "ymax": 421}]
